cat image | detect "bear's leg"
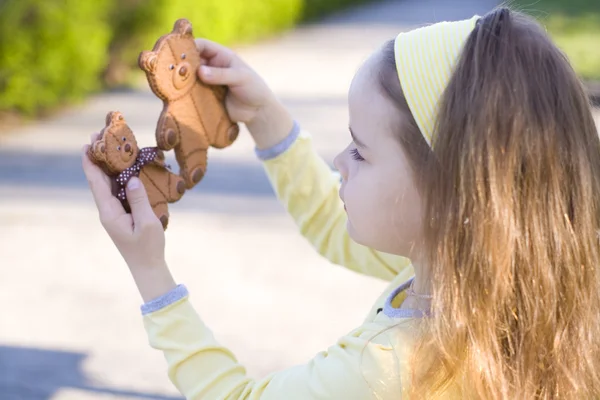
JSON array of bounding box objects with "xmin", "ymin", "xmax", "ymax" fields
[
  {"xmin": 177, "ymin": 148, "xmax": 207, "ymax": 189},
  {"xmin": 139, "ymin": 170, "xmax": 171, "ymax": 229},
  {"xmin": 156, "ymin": 113, "xmax": 180, "ymax": 151},
  {"xmin": 166, "ymin": 173, "xmax": 186, "ymax": 202},
  {"xmin": 211, "ymin": 117, "xmax": 239, "ymax": 149},
  {"xmin": 154, "ymin": 202, "xmax": 170, "ymax": 230},
  {"xmin": 146, "ymin": 163, "xmax": 186, "ymax": 203},
  {"xmin": 194, "ymin": 85, "xmax": 239, "ymax": 149}
]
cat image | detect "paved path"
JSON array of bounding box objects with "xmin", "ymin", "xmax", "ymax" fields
[{"xmin": 3, "ymin": 1, "xmax": 598, "ymax": 399}]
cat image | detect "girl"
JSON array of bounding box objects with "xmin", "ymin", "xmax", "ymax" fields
[{"xmin": 82, "ymin": 7, "xmax": 600, "ymax": 399}]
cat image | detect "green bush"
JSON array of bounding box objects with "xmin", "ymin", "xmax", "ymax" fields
[
  {"xmin": 513, "ymin": 0, "xmax": 600, "ymax": 81},
  {"xmin": 0, "ymin": 0, "xmax": 113, "ymax": 115},
  {"xmin": 301, "ymin": 0, "xmax": 374, "ymax": 21},
  {"xmin": 104, "ymin": 0, "xmax": 303, "ymax": 86},
  {"xmin": 0, "ymin": 0, "xmax": 376, "ymax": 118}
]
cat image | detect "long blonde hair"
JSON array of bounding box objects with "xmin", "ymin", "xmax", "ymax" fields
[{"xmin": 380, "ymin": 7, "xmax": 600, "ymax": 399}]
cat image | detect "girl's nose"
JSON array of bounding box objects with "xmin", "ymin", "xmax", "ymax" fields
[
  {"xmin": 333, "ymin": 151, "xmax": 347, "ymax": 181},
  {"xmin": 124, "ymin": 143, "xmax": 131, "ymax": 153}
]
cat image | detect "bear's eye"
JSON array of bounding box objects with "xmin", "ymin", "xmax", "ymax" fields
[
  {"xmin": 181, "ymin": 53, "xmax": 186, "ymax": 59},
  {"xmin": 122, "ymin": 137, "xmax": 126, "ymax": 141},
  {"xmin": 117, "ymin": 145, "xmax": 121, "ymax": 151},
  {"xmin": 169, "ymin": 64, "xmax": 174, "ymax": 70}
]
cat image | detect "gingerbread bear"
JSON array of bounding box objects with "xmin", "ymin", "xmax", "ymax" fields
[
  {"xmin": 88, "ymin": 111, "xmax": 186, "ymax": 230},
  {"xmin": 138, "ymin": 18, "xmax": 240, "ymax": 189}
]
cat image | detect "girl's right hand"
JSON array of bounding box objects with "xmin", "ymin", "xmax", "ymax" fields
[{"xmin": 195, "ymin": 38, "xmax": 293, "ymax": 149}]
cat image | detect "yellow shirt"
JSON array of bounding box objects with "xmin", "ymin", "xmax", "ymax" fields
[{"xmin": 142, "ymin": 130, "xmax": 426, "ymax": 399}]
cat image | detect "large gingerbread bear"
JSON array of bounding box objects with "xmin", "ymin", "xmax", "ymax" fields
[
  {"xmin": 138, "ymin": 18, "xmax": 240, "ymax": 189},
  {"xmin": 88, "ymin": 111, "xmax": 186, "ymax": 230}
]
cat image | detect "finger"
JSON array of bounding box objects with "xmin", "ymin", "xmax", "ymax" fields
[
  {"xmin": 81, "ymin": 145, "xmax": 125, "ymax": 221},
  {"xmin": 198, "ymin": 65, "xmax": 246, "ymax": 87},
  {"xmin": 125, "ymin": 177, "xmax": 160, "ymax": 230},
  {"xmin": 82, "ymin": 143, "xmax": 111, "ymax": 188},
  {"xmin": 82, "ymin": 144, "xmax": 111, "ymax": 189},
  {"xmin": 195, "ymin": 38, "xmax": 234, "ymax": 68}
]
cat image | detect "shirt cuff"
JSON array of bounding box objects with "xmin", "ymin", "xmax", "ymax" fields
[
  {"xmin": 254, "ymin": 120, "xmax": 301, "ymax": 161},
  {"xmin": 140, "ymin": 284, "xmax": 189, "ymax": 315}
]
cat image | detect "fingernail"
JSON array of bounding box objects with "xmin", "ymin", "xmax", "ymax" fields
[
  {"xmin": 200, "ymin": 65, "xmax": 211, "ymax": 77},
  {"xmin": 128, "ymin": 177, "xmax": 140, "ymax": 190}
]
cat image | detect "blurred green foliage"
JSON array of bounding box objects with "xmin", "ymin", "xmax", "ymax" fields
[
  {"xmin": 301, "ymin": 0, "xmax": 374, "ymax": 20},
  {"xmin": 105, "ymin": 0, "xmax": 304, "ymax": 86},
  {"xmin": 0, "ymin": 0, "xmax": 374, "ymax": 117},
  {"xmin": 514, "ymin": 0, "xmax": 600, "ymax": 81},
  {"xmin": 0, "ymin": 0, "xmax": 113, "ymax": 115}
]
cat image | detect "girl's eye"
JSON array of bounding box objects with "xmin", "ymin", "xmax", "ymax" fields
[{"xmin": 350, "ymin": 148, "xmax": 364, "ymax": 161}]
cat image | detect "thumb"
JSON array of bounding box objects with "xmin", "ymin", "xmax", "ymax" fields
[
  {"xmin": 126, "ymin": 178, "xmax": 157, "ymax": 228},
  {"xmin": 198, "ymin": 65, "xmax": 244, "ymax": 86}
]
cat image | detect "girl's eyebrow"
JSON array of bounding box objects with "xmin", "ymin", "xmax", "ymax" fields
[{"xmin": 349, "ymin": 126, "xmax": 368, "ymax": 149}]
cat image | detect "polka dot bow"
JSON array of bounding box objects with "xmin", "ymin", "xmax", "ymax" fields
[{"xmin": 114, "ymin": 147, "xmax": 169, "ymax": 201}]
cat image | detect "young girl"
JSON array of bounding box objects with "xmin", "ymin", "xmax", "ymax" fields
[{"xmin": 82, "ymin": 7, "xmax": 600, "ymax": 399}]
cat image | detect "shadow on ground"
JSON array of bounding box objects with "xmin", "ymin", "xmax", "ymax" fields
[
  {"xmin": 0, "ymin": 150, "xmax": 275, "ymax": 197},
  {"xmin": 0, "ymin": 345, "xmax": 183, "ymax": 400}
]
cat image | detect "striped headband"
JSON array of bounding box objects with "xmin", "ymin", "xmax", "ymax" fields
[{"xmin": 394, "ymin": 15, "xmax": 480, "ymax": 147}]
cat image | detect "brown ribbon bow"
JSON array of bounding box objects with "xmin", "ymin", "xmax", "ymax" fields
[{"xmin": 114, "ymin": 147, "xmax": 169, "ymax": 201}]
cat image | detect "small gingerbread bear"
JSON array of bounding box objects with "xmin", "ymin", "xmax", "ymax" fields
[
  {"xmin": 88, "ymin": 111, "xmax": 186, "ymax": 230},
  {"xmin": 138, "ymin": 18, "xmax": 240, "ymax": 189}
]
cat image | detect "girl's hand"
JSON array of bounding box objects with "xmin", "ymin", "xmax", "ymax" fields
[
  {"xmin": 82, "ymin": 135, "xmax": 176, "ymax": 302},
  {"xmin": 195, "ymin": 38, "xmax": 273, "ymax": 124},
  {"xmin": 196, "ymin": 38, "xmax": 294, "ymax": 149}
]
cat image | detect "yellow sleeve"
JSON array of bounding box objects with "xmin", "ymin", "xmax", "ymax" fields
[
  {"xmin": 143, "ymin": 294, "xmax": 410, "ymax": 400},
  {"xmin": 261, "ymin": 130, "xmax": 412, "ymax": 281}
]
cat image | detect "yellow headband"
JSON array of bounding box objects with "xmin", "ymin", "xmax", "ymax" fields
[{"xmin": 394, "ymin": 15, "xmax": 479, "ymax": 146}]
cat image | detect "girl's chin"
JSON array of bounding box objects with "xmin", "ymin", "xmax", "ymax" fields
[{"xmin": 346, "ymin": 219, "xmax": 360, "ymax": 242}]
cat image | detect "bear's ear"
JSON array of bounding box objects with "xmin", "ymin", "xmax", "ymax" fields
[
  {"xmin": 173, "ymin": 18, "xmax": 193, "ymax": 37},
  {"xmin": 106, "ymin": 111, "xmax": 125, "ymax": 127},
  {"xmin": 89, "ymin": 138, "xmax": 107, "ymax": 163},
  {"xmin": 138, "ymin": 51, "xmax": 158, "ymax": 73}
]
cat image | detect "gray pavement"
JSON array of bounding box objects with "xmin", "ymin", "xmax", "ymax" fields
[{"xmin": 1, "ymin": 1, "xmax": 598, "ymax": 399}]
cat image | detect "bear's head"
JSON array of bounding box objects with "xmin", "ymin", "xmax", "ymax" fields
[
  {"xmin": 138, "ymin": 19, "xmax": 200, "ymax": 101},
  {"xmin": 89, "ymin": 111, "xmax": 139, "ymax": 175}
]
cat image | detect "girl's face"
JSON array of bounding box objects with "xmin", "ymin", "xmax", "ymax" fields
[{"xmin": 334, "ymin": 49, "xmax": 423, "ymax": 258}]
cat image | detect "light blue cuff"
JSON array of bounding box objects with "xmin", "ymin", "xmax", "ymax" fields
[
  {"xmin": 140, "ymin": 284, "xmax": 188, "ymax": 315},
  {"xmin": 254, "ymin": 120, "xmax": 301, "ymax": 161}
]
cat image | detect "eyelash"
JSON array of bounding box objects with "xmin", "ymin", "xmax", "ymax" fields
[{"xmin": 350, "ymin": 148, "xmax": 364, "ymax": 161}]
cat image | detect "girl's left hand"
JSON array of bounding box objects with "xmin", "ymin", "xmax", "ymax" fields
[{"xmin": 81, "ymin": 134, "xmax": 166, "ymax": 271}]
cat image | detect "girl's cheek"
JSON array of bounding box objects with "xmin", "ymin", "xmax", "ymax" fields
[{"xmin": 348, "ymin": 160, "xmax": 361, "ymax": 176}]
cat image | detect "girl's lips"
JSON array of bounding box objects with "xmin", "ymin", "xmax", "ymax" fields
[{"xmin": 339, "ymin": 190, "xmax": 346, "ymax": 211}]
